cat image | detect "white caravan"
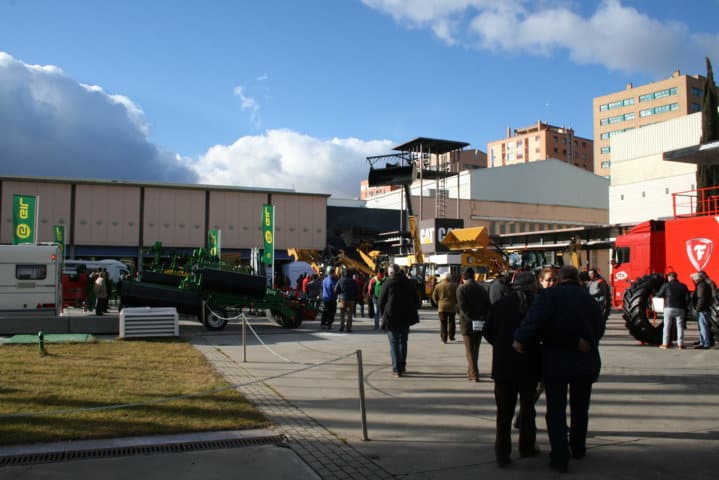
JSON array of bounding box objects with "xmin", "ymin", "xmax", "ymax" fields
[{"xmin": 0, "ymin": 244, "xmax": 62, "ymax": 315}]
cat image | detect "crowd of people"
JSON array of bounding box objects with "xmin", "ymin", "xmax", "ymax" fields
[
  {"xmin": 654, "ymin": 270, "xmax": 716, "ymax": 349},
  {"xmin": 289, "ymin": 261, "xmax": 715, "ymax": 473}
]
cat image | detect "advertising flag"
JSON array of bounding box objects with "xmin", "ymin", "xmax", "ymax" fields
[
  {"xmin": 208, "ymin": 229, "xmax": 221, "ymax": 258},
  {"xmin": 12, "ymin": 194, "xmax": 37, "ymax": 244},
  {"xmin": 261, "ymin": 204, "xmax": 274, "ymax": 265},
  {"xmin": 53, "ymin": 225, "xmax": 65, "ymax": 256}
]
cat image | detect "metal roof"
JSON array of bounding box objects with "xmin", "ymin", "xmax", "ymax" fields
[
  {"xmin": 663, "ymin": 140, "xmax": 719, "ymax": 165},
  {"xmin": 0, "ymin": 175, "xmax": 330, "ymax": 198},
  {"xmin": 392, "ymin": 137, "xmax": 470, "ymax": 154}
]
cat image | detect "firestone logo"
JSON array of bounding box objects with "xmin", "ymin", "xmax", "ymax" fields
[{"xmin": 686, "ymin": 238, "xmax": 713, "ymax": 271}]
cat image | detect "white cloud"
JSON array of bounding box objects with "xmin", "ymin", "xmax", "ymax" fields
[
  {"xmin": 0, "ymin": 52, "xmax": 393, "ymax": 198},
  {"xmin": 193, "ymin": 129, "xmax": 393, "ymax": 198},
  {"xmin": 233, "ymin": 85, "xmax": 261, "ymax": 129},
  {"xmin": 0, "ymin": 52, "xmax": 197, "ymax": 183},
  {"xmin": 362, "ymin": 0, "xmax": 719, "ymax": 75}
]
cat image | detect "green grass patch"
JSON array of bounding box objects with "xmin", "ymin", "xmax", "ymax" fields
[{"xmin": 0, "ymin": 339, "xmax": 269, "ymax": 446}]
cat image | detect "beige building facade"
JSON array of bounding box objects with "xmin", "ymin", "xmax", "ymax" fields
[
  {"xmin": 593, "ymin": 69, "xmax": 709, "ymax": 177},
  {"xmin": 0, "ymin": 177, "xmax": 328, "ymax": 259},
  {"xmin": 487, "ymin": 122, "xmax": 593, "ymax": 171}
]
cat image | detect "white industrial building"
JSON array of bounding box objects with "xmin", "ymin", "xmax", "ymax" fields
[
  {"xmin": 365, "ymin": 159, "xmax": 609, "ymax": 235},
  {"xmin": 609, "ymin": 113, "xmax": 700, "ymax": 224}
]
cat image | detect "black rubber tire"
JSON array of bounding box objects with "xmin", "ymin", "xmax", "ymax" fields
[
  {"xmin": 203, "ymin": 304, "xmax": 228, "ymax": 331},
  {"xmin": 622, "ymin": 274, "xmax": 665, "ymax": 345},
  {"xmin": 710, "ymin": 303, "xmax": 719, "ymax": 339},
  {"xmin": 272, "ymin": 310, "xmax": 302, "ymax": 329}
]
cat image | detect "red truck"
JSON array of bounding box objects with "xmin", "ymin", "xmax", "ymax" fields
[{"xmin": 611, "ymin": 187, "xmax": 719, "ymax": 344}]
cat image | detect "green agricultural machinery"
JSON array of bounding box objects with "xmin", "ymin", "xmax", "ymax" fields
[{"xmin": 120, "ymin": 245, "xmax": 317, "ymax": 330}]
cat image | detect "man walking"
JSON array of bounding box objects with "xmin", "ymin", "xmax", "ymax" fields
[
  {"xmin": 513, "ymin": 266, "xmax": 605, "ymax": 473},
  {"xmin": 368, "ymin": 269, "xmax": 385, "ymax": 330},
  {"xmin": 379, "ymin": 265, "xmax": 420, "ymax": 377},
  {"xmin": 654, "ymin": 272, "xmax": 690, "ymax": 349},
  {"xmin": 335, "ymin": 270, "xmax": 358, "ymax": 332},
  {"xmin": 320, "ymin": 267, "xmax": 338, "ymax": 330},
  {"xmin": 432, "ymin": 272, "xmax": 458, "ymax": 343},
  {"xmin": 456, "ymin": 267, "xmax": 491, "ymax": 382}
]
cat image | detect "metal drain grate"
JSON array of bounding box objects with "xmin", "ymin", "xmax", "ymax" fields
[{"xmin": 0, "ymin": 434, "xmax": 286, "ymax": 467}]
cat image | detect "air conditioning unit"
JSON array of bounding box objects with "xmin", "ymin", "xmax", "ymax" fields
[{"xmin": 119, "ymin": 307, "xmax": 179, "ymax": 338}]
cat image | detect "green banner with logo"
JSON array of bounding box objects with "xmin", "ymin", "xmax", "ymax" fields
[
  {"xmin": 261, "ymin": 204, "xmax": 274, "ymax": 265},
  {"xmin": 208, "ymin": 229, "xmax": 221, "ymax": 258},
  {"xmin": 53, "ymin": 225, "xmax": 65, "ymax": 257},
  {"xmin": 12, "ymin": 194, "xmax": 37, "ymax": 244}
]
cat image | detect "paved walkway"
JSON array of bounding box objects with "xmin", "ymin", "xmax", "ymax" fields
[
  {"xmin": 2, "ymin": 308, "xmax": 719, "ymax": 479},
  {"xmin": 189, "ymin": 309, "xmax": 719, "ymax": 479}
]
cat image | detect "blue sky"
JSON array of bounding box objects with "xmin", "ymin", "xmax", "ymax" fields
[{"xmin": 1, "ymin": 0, "xmax": 718, "ymax": 197}]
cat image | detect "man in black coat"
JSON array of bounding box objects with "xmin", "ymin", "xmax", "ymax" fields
[
  {"xmin": 379, "ymin": 264, "xmax": 420, "ymax": 377},
  {"xmin": 513, "ymin": 266, "xmax": 605, "ymax": 474},
  {"xmin": 484, "ymin": 271, "xmax": 541, "ymax": 466}
]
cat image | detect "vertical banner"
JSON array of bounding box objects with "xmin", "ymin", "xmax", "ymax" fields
[
  {"xmin": 53, "ymin": 225, "xmax": 65, "ymax": 258},
  {"xmin": 208, "ymin": 229, "xmax": 221, "ymax": 258},
  {"xmin": 261, "ymin": 204, "xmax": 274, "ymax": 265},
  {"xmin": 12, "ymin": 194, "xmax": 37, "ymax": 244}
]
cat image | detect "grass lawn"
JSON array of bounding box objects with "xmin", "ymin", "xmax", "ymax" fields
[{"xmin": 0, "ymin": 339, "xmax": 269, "ymax": 446}]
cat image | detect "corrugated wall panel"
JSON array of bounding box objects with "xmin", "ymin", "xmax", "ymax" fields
[
  {"xmin": 75, "ymin": 185, "xmax": 140, "ymax": 245},
  {"xmin": 611, "ymin": 113, "xmax": 701, "ymax": 164},
  {"xmin": 0, "ymin": 181, "xmax": 72, "ymax": 244}
]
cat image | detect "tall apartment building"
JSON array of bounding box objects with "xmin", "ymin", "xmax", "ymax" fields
[
  {"xmin": 593, "ymin": 69, "xmax": 708, "ymax": 177},
  {"xmin": 486, "ymin": 121, "xmax": 593, "ymax": 171}
]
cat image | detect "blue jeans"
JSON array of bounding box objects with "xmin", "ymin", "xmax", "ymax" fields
[
  {"xmin": 373, "ymin": 297, "xmax": 381, "ymax": 329},
  {"xmin": 662, "ymin": 307, "xmax": 685, "ymax": 346},
  {"xmin": 696, "ymin": 310, "xmax": 714, "ymax": 347},
  {"xmin": 387, "ymin": 326, "xmax": 409, "ymax": 373}
]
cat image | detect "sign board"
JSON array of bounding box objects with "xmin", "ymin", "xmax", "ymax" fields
[
  {"xmin": 261, "ymin": 204, "xmax": 274, "ymax": 265},
  {"xmin": 208, "ymin": 229, "xmax": 221, "ymax": 258},
  {"xmin": 12, "ymin": 194, "xmax": 37, "ymax": 244},
  {"xmin": 419, "ymin": 218, "xmax": 464, "ymax": 254}
]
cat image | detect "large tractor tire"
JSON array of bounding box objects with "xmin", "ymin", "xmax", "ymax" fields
[
  {"xmin": 710, "ymin": 303, "xmax": 719, "ymax": 339},
  {"xmin": 622, "ymin": 274, "xmax": 665, "ymax": 345},
  {"xmin": 272, "ymin": 309, "xmax": 302, "ymax": 329},
  {"xmin": 202, "ymin": 304, "xmax": 229, "ymax": 331}
]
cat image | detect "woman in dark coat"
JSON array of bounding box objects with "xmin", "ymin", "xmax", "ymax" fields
[{"xmin": 483, "ymin": 271, "xmax": 541, "ymax": 466}]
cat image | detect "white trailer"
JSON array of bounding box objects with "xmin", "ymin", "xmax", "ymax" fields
[{"xmin": 0, "ymin": 244, "xmax": 62, "ymax": 315}]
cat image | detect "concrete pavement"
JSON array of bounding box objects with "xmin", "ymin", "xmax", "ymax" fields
[{"xmin": 2, "ymin": 307, "xmax": 719, "ymax": 479}]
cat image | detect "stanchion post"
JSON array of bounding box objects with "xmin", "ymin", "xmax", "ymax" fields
[
  {"xmin": 242, "ymin": 314, "xmax": 247, "ymax": 363},
  {"xmin": 38, "ymin": 331, "xmax": 46, "ymax": 357},
  {"xmin": 356, "ymin": 349, "xmax": 369, "ymax": 441}
]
